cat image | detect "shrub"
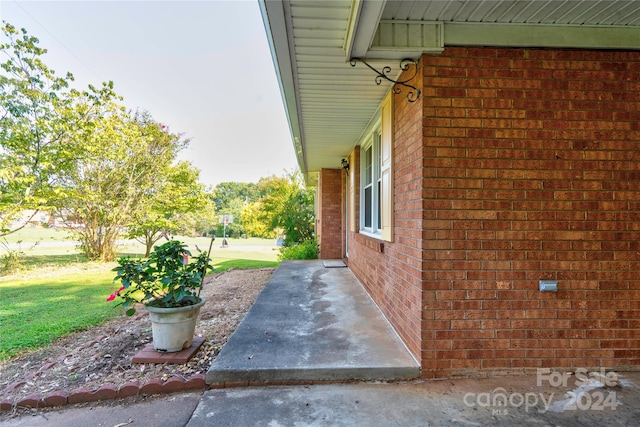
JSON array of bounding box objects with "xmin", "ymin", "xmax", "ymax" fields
[
  {"xmin": 109, "ymin": 239, "xmax": 213, "ymax": 315},
  {"xmin": 1, "ymin": 249, "xmax": 23, "ymax": 275},
  {"xmin": 277, "ymin": 238, "xmax": 319, "ymax": 261}
]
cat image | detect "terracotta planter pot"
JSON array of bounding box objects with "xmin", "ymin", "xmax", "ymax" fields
[{"xmin": 145, "ymin": 297, "xmax": 205, "ymax": 352}]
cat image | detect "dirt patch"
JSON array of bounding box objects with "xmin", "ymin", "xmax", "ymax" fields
[{"xmin": 0, "ymin": 268, "xmax": 274, "ymax": 403}]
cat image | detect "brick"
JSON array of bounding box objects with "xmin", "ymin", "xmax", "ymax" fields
[
  {"xmin": 38, "ymin": 361, "xmax": 56, "ymax": 372},
  {"xmin": 162, "ymin": 376, "xmax": 186, "ymax": 392},
  {"xmin": 40, "ymin": 390, "xmax": 68, "ymax": 407},
  {"xmin": 3, "ymin": 381, "xmax": 26, "ymax": 393},
  {"xmin": 0, "ymin": 399, "xmax": 14, "ymax": 412},
  {"xmin": 68, "ymin": 387, "xmax": 93, "ymax": 404},
  {"xmin": 17, "ymin": 394, "xmax": 41, "ymax": 408},
  {"xmin": 118, "ymin": 381, "xmax": 140, "ymax": 398},
  {"xmin": 184, "ymin": 373, "xmax": 207, "ymax": 390},
  {"xmin": 140, "ymin": 379, "xmax": 164, "ymax": 395},
  {"xmin": 132, "ymin": 337, "xmax": 205, "ymax": 364},
  {"xmin": 345, "ymin": 48, "xmax": 640, "ymax": 379},
  {"xmin": 90, "ymin": 384, "xmax": 118, "ymax": 401}
]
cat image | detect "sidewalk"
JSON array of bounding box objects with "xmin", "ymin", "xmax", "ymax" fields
[
  {"xmin": 207, "ymin": 260, "xmax": 420, "ymax": 385},
  {"xmin": 3, "ymin": 372, "xmax": 639, "ymax": 426},
  {"xmin": 189, "ymin": 373, "xmax": 640, "ymax": 426}
]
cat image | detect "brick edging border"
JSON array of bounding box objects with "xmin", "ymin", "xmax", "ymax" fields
[
  {"xmin": 0, "ymin": 333, "xmax": 210, "ymax": 412},
  {"xmin": 0, "ymin": 374, "xmax": 207, "ymax": 412},
  {"xmin": 0, "ymin": 376, "xmax": 361, "ymax": 412}
]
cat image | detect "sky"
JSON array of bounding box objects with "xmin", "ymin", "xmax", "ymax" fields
[{"xmin": 0, "ymin": 0, "xmax": 298, "ymax": 188}]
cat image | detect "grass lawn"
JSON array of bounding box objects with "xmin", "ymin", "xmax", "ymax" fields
[
  {"xmin": 0, "ymin": 268, "xmax": 119, "ymax": 360},
  {"xmin": 1, "ymin": 226, "xmax": 74, "ymax": 247},
  {"xmin": 0, "ymin": 228, "xmax": 280, "ymax": 360}
]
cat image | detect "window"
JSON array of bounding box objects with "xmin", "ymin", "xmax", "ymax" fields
[
  {"xmin": 359, "ymin": 91, "xmax": 393, "ymax": 241},
  {"xmin": 361, "ymin": 131, "xmax": 381, "ymax": 233}
]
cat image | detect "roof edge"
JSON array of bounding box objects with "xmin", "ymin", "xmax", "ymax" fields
[{"xmin": 258, "ymin": 0, "xmax": 307, "ymax": 176}]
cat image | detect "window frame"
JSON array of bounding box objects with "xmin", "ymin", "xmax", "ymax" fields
[
  {"xmin": 359, "ymin": 125, "xmax": 382, "ymax": 237},
  {"xmin": 357, "ymin": 90, "xmax": 393, "ymax": 242}
]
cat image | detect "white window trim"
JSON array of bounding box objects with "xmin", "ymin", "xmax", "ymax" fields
[
  {"xmin": 357, "ymin": 91, "xmax": 393, "ymax": 242},
  {"xmin": 360, "ymin": 125, "xmax": 382, "ymax": 238}
]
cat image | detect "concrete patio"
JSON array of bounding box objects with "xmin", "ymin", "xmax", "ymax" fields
[{"xmin": 206, "ymin": 260, "xmax": 421, "ymax": 385}]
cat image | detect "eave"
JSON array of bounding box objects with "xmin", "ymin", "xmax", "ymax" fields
[{"xmin": 259, "ymin": 0, "xmax": 640, "ymax": 183}]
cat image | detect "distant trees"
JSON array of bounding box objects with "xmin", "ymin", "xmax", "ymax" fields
[
  {"xmin": 209, "ymin": 172, "xmax": 315, "ymax": 245},
  {"xmin": 2, "ymin": 22, "xmax": 316, "ymax": 262},
  {"xmin": 254, "ymin": 171, "xmax": 314, "ymax": 246},
  {"xmin": 251, "ymin": 171, "xmax": 317, "ymax": 260},
  {"xmin": 126, "ymin": 161, "xmax": 212, "ymax": 257},
  {"xmin": 1, "ymin": 22, "xmax": 208, "ymax": 261},
  {"xmin": 210, "ymin": 181, "xmax": 257, "ymax": 238}
]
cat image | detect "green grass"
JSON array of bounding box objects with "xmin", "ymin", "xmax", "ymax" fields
[
  {"xmin": 1, "ymin": 226, "xmax": 73, "ymax": 244},
  {"xmin": 213, "ymin": 259, "xmax": 279, "ymax": 272},
  {"xmin": 19, "ymin": 253, "xmax": 90, "ymax": 269},
  {"xmin": 0, "ymin": 270, "xmax": 120, "ymax": 360},
  {"xmin": 0, "ymin": 228, "xmax": 280, "ymax": 360}
]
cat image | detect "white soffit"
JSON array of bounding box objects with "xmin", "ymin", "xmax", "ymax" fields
[
  {"xmin": 262, "ymin": 0, "xmax": 397, "ymax": 176},
  {"xmin": 260, "ymin": 0, "xmax": 640, "ymax": 178}
]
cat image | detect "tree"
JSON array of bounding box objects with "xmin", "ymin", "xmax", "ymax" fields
[
  {"xmin": 211, "ymin": 181, "xmax": 259, "ymax": 238},
  {"xmin": 126, "ymin": 161, "xmax": 210, "ymax": 257},
  {"xmin": 255, "ymin": 171, "xmax": 315, "ymax": 245},
  {"xmin": 1, "ymin": 23, "xmax": 208, "ymax": 262},
  {"xmin": 0, "ymin": 22, "xmax": 76, "ymax": 234},
  {"xmin": 241, "ymin": 200, "xmax": 270, "ymax": 238},
  {"xmin": 54, "ymin": 108, "xmax": 187, "ymax": 261},
  {"xmin": 278, "ymin": 182, "xmax": 315, "ymax": 245},
  {"xmin": 191, "ymin": 193, "xmax": 218, "ymax": 237},
  {"xmin": 211, "ymin": 181, "xmax": 258, "ymax": 212}
]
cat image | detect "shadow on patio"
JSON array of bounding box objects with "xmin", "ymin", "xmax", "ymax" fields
[{"xmin": 206, "ymin": 260, "xmax": 420, "ymax": 385}]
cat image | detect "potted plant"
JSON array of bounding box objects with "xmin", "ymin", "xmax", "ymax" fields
[{"xmin": 108, "ymin": 236, "xmax": 214, "ymax": 352}]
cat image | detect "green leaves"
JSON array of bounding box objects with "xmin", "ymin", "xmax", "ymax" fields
[
  {"xmin": 2, "ymin": 23, "xmax": 199, "ymax": 263},
  {"xmin": 127, "ymin": 163, "xmax": 209, "ymax": 256},
  {"xmin": 1, "ymin": 22, "xmax": 76, "ymax": 233},
  {"xmin": 252, "ymin": 171, "xmax": 315, "ymax": 246},
  {"xmin": 110, "ymin": 239, "xmax": 214, "ymax": 314}
]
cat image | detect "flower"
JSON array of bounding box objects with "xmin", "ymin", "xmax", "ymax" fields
[
  {"xmin": 106, "ymin": 286, "xmax": 125, "ymax": 302},
  {"xmin": 108, "ymin": 238, "xmax": 214, "ymax": 316}
]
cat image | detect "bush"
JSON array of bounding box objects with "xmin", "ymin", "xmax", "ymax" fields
[
  {"xmin": 1, "ymin": 249, "xmax": 23, "ymax": 275},
  {"xmin": 277, "ymin": 239, "xmax": 319, "ymax": 261},
  {"xmin": 0, "ymin": 239, "xmax": 24, "ymax": 275}
]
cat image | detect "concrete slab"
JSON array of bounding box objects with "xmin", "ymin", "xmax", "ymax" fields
[
  {"xmin": 188, "ymin": 372, "xmax": 640, "ymax": 427},
  {"xmin": 206, "ymin": 260, "xmax": 420, "ymax": 384},
  {"xmin": 322, "ymin": 259, "xmax": 346, "ymax": 268},
  {"xmin": 2, "ymin": 392, "xmax": 202, "ymax": 427}
]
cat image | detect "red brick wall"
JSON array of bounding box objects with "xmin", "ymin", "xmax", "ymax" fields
[
  {"xmin": 317, "ymin": 169, "xmax": 344, "ymax": 259},
  {"xmin": 343, "ymin": 47, "xmax": 640, "ymax": 379},
  {"xmin": 420, "ymin": 48, "xmax": 640, "ymax": 377},
  {"xmin": 347, "ymin": 66, "xmax": 426, "ymax": 362}
]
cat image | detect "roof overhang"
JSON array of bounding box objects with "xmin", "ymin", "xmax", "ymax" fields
[{"xmin": 259, "ymin": 0, "xmax": 640, "ymax": 183}]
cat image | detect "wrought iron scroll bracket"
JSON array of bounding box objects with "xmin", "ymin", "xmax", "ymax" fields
[{"xmin": 350, "ymin": 58, "xmax": 421, "ymax": 102}]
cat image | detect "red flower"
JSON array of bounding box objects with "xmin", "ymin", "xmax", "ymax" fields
[{"xmin": 106, "ymin": 286, "xmax": 125, "ymax": 302}]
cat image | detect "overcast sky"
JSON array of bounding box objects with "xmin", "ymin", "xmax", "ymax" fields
[{"xmin": 1, "ymin": 0, "xmax": 298, "ymax": 188}]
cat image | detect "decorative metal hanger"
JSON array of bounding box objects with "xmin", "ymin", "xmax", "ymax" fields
[{"xmin": 349, "ymin": 58, "xmax": 421, "ymax": 102}]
